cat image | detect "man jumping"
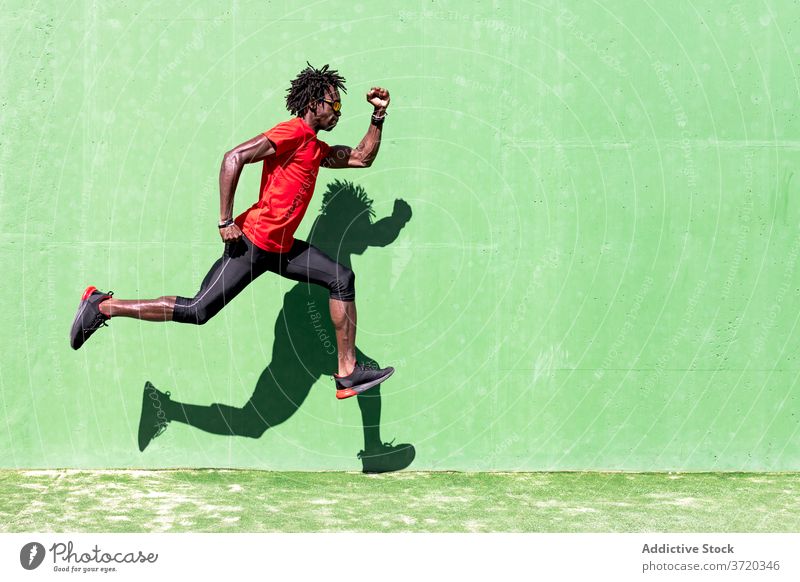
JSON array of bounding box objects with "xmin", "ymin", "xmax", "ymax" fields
[{"xmin": 70, "ymin": 63, "xmax": 395, "ymax": 399}]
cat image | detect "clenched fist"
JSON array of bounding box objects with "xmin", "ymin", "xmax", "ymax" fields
[
  {"xmin": 367, "ymin": 87, "xmax": 390, "ymax": 111},
  {"xmin": 219, "ymin": 223, "xmax": 243, "ymax": 243}
]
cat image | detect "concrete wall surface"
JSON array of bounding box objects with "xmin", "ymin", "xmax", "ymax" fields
[{"xmin": 2, "ymin": 1, "xmax": 799, "ymax": 470}]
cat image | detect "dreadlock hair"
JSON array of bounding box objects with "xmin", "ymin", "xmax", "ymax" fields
[{"xmin": 285, "ymin": 62, "xmax": 347, "ymax": 117}]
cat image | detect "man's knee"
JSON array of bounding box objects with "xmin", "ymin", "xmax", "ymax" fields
[
  {"xmin": 173, "ymin": 298, "xmax": 219, "ymax": 325},
  {"xmin": 193, "ymin": 306, "xmax": 212, "ymax": 325},
  {"xmin": 330, "ymin": 266, "xmax": 355, "ymax": 301}
]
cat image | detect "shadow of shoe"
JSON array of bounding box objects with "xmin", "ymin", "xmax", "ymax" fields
[
  {"xmin": 358, "ymin": 442, "xmax": 416, "ymax": 474},
  {"xmin": 138, "ymin": 381, "xmax": 170, "ymax": 452}
]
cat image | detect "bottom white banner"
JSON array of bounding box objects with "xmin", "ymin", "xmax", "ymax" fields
[{"xmin": 1, "ymin": 533, "xmax": 797, "ymax": 581}]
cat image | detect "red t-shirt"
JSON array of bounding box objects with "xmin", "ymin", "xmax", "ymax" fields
[{"xmin": 235, "ymin": 117, "xmax": 330, "ymax": 252}]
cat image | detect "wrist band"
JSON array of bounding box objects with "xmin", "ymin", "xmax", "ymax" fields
[
  {"xmin": 371, "ymin": 111, "xmax": 387, "ymax": 124},
  {"xmin": 218, "ymin": 218, "xmax": 234, "ymax": 229}
]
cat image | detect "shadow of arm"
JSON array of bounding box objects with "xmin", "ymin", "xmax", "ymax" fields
[{"xmin": 369, "ymin": 199, "xmax": 412, "ymax": 248}]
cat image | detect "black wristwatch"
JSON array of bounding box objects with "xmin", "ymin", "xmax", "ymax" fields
[{"xmin": 218, "ymin": 218, "xmax": 234, "ymax": 229}]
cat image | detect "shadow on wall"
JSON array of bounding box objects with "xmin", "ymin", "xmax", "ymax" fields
[{"xmin": 142, "ymin": 180, "xmax": 415, "ymax": 473}]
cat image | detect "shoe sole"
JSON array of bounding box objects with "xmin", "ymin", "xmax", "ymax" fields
[
  {"xmin": 69, "ymin": 286, "xmax": 98, "ymax": 350},
  {"xmin": 336, "ymin": 368, "xmax": 394, "ymax": 400}
]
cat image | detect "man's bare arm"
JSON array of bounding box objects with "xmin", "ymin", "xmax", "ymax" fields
[
  {"xmin": 323, "ymin": 87, "xmax": 390, "ymax": 169},
  {"xmin": 218, "ymin": 133, "xmax": 276, "ymax": 241}
]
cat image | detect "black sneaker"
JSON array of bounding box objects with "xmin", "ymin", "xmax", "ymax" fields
[
  {"xmin": 138, "ymin": 381, "xmax": 170, "ymax": 452},
  {"xmin": 358, "ymin": 441, "xmax": 416, "ymax": 473},
  {"xmin": 69, "ymin": 286, "xmax": 113, "ymax": 350},
  {"xmin": 334, "ymin": 362, "xmax": 394, "ymax": 399}
]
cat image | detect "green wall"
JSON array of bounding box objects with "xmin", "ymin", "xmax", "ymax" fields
[{"xmin": 2, "ymin": 1, "xmax": 799, "ymax": 470}]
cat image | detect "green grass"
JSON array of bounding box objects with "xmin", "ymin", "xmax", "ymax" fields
[{"xmin": 1, "ymin": 470, "xmax": 798, "ymax": 532}]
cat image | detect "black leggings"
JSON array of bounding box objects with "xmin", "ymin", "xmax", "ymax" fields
[{"xmin": 172, "ymin": 235, "xmax": 354, "ymax": 325}]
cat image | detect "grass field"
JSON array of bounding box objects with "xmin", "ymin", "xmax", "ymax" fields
[{"xmin": 1, "ymin": 470, "xmax": 798, "ymax": 533}]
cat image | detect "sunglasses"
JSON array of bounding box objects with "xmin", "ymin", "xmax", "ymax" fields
[{"xmin": 319, "ymin": 98, "xmax": 342, "ymax": 112}]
